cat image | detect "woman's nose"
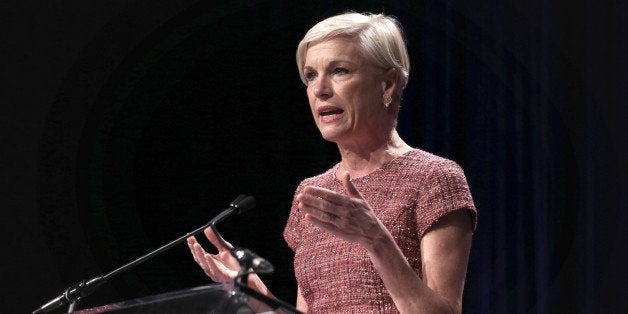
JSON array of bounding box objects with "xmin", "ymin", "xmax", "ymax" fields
[{"xmin": 311, "ymin": 77, "xmax": 332, "ymax": 100}]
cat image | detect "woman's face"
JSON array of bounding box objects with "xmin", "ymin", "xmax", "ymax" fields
[{"xmin": 303, "ymin": 37, "xmax": 394, "ymax": 145}]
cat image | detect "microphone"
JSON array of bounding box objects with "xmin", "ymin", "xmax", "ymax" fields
[
  {"xmin": 32, "ymin": 195, "xmax": 256, "ymax": 314},
  {"xmin": 210, "ymin": 195, "xmax": 256, "ymax": 225},
  {"xmin": 230, "ymin": 194, "xmax": 257, "ymax": 213},
  {"xmin": 232, "ymin": 247, "xmax": 275, "ymax": 274}
]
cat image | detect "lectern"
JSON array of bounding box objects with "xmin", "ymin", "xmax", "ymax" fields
[{"xmin": 74, "ymin": 283, "xmax": 255, "ymax": 314}]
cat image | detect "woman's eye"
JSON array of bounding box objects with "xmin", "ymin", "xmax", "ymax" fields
[
  {"xmin": 305, "ymin": 71, "xmax": 317, "ymax": 81},
  {"xmin": 333, "ymin": 67, "xmax": 349, "ymax": 75}
]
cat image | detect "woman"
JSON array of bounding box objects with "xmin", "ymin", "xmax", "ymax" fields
[{"xmin": 188, "ymin": 12, "xmax": 477, "ymax": 314}]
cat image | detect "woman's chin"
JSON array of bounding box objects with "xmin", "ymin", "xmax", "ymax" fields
[{"xmin": 318, "ymin": 130, "xmax": 343, "ymax": 143}]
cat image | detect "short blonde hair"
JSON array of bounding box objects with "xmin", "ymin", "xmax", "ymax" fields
[{"xmin": 296, "ymin": 12, "xmax": 410, "ymax": 98}]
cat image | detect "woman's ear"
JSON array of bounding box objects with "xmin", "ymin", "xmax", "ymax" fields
[{"xmin": 381, "ymin": 68, "xmax": 398, "ymax": 95}]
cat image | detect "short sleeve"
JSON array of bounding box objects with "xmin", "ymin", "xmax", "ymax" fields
[
  {"xmin": 283, "ymin": 181, "xmax": 307, "ymax": 251},
  {"xmin": 415, "ymin": 159, "xmax": 477, "ymax": 238}
]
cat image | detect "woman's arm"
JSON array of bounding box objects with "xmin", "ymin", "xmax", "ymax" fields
[
  {"xmin": 366, "ymin": 209, "xmax": 472, "ymax": 313},
  {"xmin": 296, "ymin": 286, "xmax": 309, "ymax": 313}
]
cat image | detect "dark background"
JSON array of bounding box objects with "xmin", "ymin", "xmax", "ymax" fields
[{"xmin": 1, "ymin": 0, "xmax": 625, "ymax": 313}]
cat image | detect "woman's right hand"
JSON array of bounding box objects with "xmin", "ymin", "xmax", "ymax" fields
[{"xmin": 186, "ymin": 227, "xmax": 240, "ymax": 282}]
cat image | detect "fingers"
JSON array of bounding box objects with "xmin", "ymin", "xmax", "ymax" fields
[
  {"xmin": 187, "ymin": 236, "xmax": 206, "ymax": 266},
  {"xmin": 187, "ymin": 227, "xmax": 233, "ymax": 255},
  {"xmin": 298, "ymin": 190, "xmax": 344, "ymax": 227},
  {"xmin": 187, "ymin": 236, "xmax": 200, "ymax": 260},
  {"xmin": 301, "ymin": 186, "xmax": 346, "ymax": 206},
  {"xmin": 298, "ymin": 174, "xmax": 362, "ymax": 216},
  {"xmin": 303, "ymin": 207, "xmax": 338, "ymax": 223},
  {"xmin": 341, "ymin": 171, "xmax": 363, "ymax": 199},
  {"xmin": 186, "ymin": 236, "xmax": 197, "ymax": 246},
  {"xmin": 196, "ymin": 245, "xmax": 217, "ymax": 277},
  {"xmin": 204, "ymin": 227, "xmax": 233, "ymax": 251},
  {"xmin": 298, "ymin": 174, "xmax": 373, "ymax": 229},
  {"xmin": 301, "ymin": 172, "xmax": 363, "ymax": 204},
  {"xmin": 186, "ymin": 237, "xmax": 231, "ymax": 282}
]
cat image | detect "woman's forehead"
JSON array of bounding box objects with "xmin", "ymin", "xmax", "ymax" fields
[{"xmin": 305, "ymin": 38, "xmax": 364, "ymax": 64}]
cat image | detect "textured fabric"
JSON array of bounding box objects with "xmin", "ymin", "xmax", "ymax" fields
[{"xmin": 283, "ymin": 149, "xmax": 477, "ymax": 313}]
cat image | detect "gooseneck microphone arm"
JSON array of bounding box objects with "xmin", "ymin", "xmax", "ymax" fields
[{"xmin": 32, "ymin": 195, "xmax": 256, "ymax": 314}]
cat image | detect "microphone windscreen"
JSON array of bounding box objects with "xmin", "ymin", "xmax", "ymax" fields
[
  {"xmin": 233, "ymin": 195, "xmax": 257, "ymax": 214},
  {"xmin": 230, "ymin": 194, "xmax": 247, "ymax": 207}
]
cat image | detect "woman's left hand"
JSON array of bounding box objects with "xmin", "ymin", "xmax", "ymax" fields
[{"xmin": 296, "ymin": 171, "xmax": 385, "ymax": 245}]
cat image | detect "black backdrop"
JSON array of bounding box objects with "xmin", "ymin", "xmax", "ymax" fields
[{"xmin": 2, "ymin": 0, "xmax": 625, "ymax": 313}]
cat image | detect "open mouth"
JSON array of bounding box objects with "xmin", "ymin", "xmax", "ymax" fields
[{"xmin": 320, "ymin": 109, "xmax": 344, "ymax": 116}]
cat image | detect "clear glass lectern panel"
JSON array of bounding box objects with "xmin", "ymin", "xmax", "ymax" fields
[{"xmin": 74, "ymin": 283, "xmax": 255, "ymax": 314}]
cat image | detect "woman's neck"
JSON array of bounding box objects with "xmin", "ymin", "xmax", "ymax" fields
[{"xmin": 336, "ymin": 130, "xmax": 412, "ymax": 179}]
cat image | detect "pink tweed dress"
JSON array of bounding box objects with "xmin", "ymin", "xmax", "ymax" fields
[{"xmin": 283, "ymin": 149, "xmax": 477, "ymax": 313}]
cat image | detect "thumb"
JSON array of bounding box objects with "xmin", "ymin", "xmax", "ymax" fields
[
  {"xmin": 342, "ymin": 171, "xmax": 363, "ymax": 199},
  {"xmin": 204, "ymin": 227, "xmax": 233, "ymax": 251}
]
